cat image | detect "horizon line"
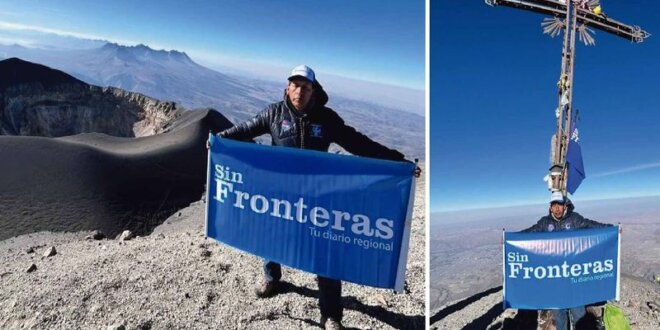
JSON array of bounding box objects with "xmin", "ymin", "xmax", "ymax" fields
[{"xmin": 431, "ymin": 193, "xmax": 660, "ymax": 214}]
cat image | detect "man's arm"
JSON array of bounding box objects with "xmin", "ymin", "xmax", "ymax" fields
[
  {"xmin": 521, "ymin": 219, "xmax": 546, "ymax": 232},
  {"xmin": 328, "ymin": 111, "xmax": 406, "ymax": 162},
  {"xmin": 574, "ymin": 213, "xmax": 613, "ymax": 229},
  {"xmin": 219, "ymin": 107, "xmax": 271, "ymax": 141}
]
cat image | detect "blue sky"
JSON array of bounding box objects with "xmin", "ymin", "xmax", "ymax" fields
[
  {"xmin": 0, "ymin": 0, "xmax": 425, "ymax": 89},
  {"xmin": 431, "ymin": 0, "xmax": 660, "ymax": 212}
]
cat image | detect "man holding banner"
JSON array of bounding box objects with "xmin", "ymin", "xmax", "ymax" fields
[
  {"xmin": 522, "ymin": 192, "xmax": 611, "ymax": 234},
  {"xmin": 210, "ymin": 65, "xmax": 415, "ymax": 330},
  {"xmin": 512, "ymin": 192, "xmax": 615, "ymax": 330}
]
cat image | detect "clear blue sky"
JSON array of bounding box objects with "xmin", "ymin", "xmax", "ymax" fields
[
  {"xmin": 431, "ymin": 0, "xmax": 660, "ymax": 212},
  {"xmin": 0, "ymin": 0, "xmax": 425, "ymax": 89}
]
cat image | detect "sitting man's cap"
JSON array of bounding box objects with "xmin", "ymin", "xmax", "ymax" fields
[
  {"xmin": 288, "ymin": 65, "xmax": 315, "ymax": 83},
  {"xmin": 550, "ymin": 191, "xmax": 566, "ymax": 204}
]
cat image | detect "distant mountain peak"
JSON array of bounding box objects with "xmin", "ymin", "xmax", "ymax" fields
[
  {"xmin": 100, "ymin": 42, "xmax": 193, "ymax": 64},
  {"xmin": 101, "ymin": 42, "xmax": 121, "ymax": 50}
]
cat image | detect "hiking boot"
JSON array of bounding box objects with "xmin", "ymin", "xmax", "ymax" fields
[
  {"xmin": 537, "ymin": 310, "xmax": 556, "ymax": 330},
  {"xmin": 586, "ymin": 305, "xmax": 605, "ymax": 330},
  {"xmin": 254, "ymin": 279, "xmax": 278, "ymax": 298},
  {"xmin": 321, "ymin": 317, "xmax": 343, "ymax": 330}
]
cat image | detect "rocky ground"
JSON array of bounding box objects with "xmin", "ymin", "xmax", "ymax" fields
[
  {"xmin": 430, "ymin": 275, "xmax": 659, "ymax": 330},
  {"xmin": 0, "ymin": 171, "xmax": 426, "ymax": 329}
]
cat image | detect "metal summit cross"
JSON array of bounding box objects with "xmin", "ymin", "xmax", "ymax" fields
[{"xmin": 486, "ymin": 0, "xmax": 650, "ymax": 196}]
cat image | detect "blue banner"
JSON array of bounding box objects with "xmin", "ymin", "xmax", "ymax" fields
[
  {"xmin": 566, "ymin": 115, "xmax": 585, "ymax": 194},
  {"xmin": 205, "ymin": 136, "xmax": 416, "ymax": 291},
  {"xmin": 503, "ymin": 226, "xmax": 620, "ymax": 309}
]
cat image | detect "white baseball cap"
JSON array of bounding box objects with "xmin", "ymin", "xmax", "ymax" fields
[
  {"xmin": 288, "ymin": 65, "xmax": 315, "ymax": 83},
  {"xmin": 550, "ymin": 191, "xmax": 566, "ymax": 204}
]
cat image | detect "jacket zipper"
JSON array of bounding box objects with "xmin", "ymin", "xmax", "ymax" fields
[{"xmin": 300, "ymin": 118, "xmax": 306, "ymax": 149}]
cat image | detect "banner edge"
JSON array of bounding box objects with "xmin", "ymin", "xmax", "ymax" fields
[
  {"xmin": 394, "ymin": 175, "xmax": 416, "ymax": 293},
  {"xmin": 204, "ymin": 133, "xmax": 212, "ymax": 239}
]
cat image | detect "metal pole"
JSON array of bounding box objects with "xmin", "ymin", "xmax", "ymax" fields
[
  {"xmin": 551, "ymin": 0, "xmax": 572, "ymax": 193},
  {"xmin": 561, "ymin": 2, "xmax": 578, "ymax": 195}
]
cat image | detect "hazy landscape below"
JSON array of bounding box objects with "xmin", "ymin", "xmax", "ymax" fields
[{"xmin": 429, "ymin": 196, "xmax": 660, "ymax": 312}]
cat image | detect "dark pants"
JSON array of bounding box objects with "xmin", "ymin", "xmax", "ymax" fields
[
  {"xmin": 552, "ymin": 307, "xmax": 586, "ymax": 330},
  {"xmin": 264, "ymin": 261, "xmax": 343, "ymax": 320}
]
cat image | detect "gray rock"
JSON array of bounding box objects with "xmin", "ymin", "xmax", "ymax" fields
[
  {"xmin": 90, "ymin": 230, "xmax": 106, "ymax": 240},
  {"xmin": 26, "ymin": 263, "xmax": 37, "ymax": 273},
  {"xmin": 43, "ymin": 246, "xmax": 57, "ymax": 257},
  {"xmin": 137, "ymin": 320, "xmax": 153, "ymax": 330},
  {"xmin": 371, "ymin": 294, "xmax": 388, "ymax": 307},
  {"xmin": 107, "ymin": 324, "xmax": 125, "ymax": 330},
  {"xmin": 26, "ymin": 247, "xmax": 34, "ymax": 254},
  {"xmin": 118, "ymin": 230, "xmax": 134, "ymax": 241}
]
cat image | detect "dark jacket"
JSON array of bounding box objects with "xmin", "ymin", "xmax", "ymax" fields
[
  {"xmin": 522, "ymin": 200, "xmax": 612, "ymax": 232},
  {"xmin": 220, "ymin": 82, "xmax": 406, "ymax": 161}
]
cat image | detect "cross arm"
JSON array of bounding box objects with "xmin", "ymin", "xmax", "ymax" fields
[{"xmin": 486, "ymin": 0, "xmax": 651, "ymax": 42}]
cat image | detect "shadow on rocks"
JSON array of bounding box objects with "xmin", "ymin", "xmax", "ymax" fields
[
  {"xmin": 430, "ymin": 286, "xmax": 503, "ymax": 325},
  {"xmin": 495, "ymin": 308, "xmax": 600, "ymax": 330},
  {"xmin": 277, "ymin": 281, "xmax": 424, "ymax": 329},
  {"xmin": 496, "ymin": 309, "xmax": 538, "ymax": 330},
  {"xmin": 462, "ymin": 302, "xmax": 504, "ymax": 329}
]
